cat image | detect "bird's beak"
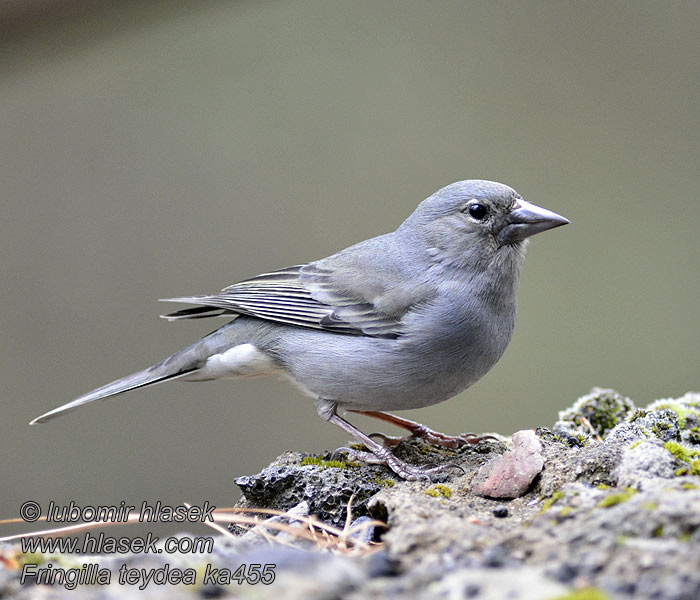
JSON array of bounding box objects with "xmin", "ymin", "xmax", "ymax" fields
[{"xmin": 497, "ymin": 199, "xmax": 569, "ymax": 245}]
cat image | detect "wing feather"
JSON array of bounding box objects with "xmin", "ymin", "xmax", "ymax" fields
[{"xmin": 161, "ymin": 236, "xmax": 431, "ymax": 338}]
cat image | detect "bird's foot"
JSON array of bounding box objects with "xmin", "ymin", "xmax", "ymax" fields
[
  {"xmin": 369, "ymin": 429, "xmax": 495, "ymax": 449},
  {"xmin": 353, "ymin": 410, "xmax": 496, "ymax": 449},
  {"xmin": 326, "ymin": 409, "xmax": 465, "ymax": 480},
  {"xmin": 331, "ymin": 445, "xmax": 464, "ymax": 481},
  {"xmin": 413, "ymin": 427, "xmax": 497, "ymax": 448}
]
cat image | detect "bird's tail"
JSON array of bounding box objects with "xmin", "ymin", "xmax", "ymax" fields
[
  {"xmin": 30, "ymin": 365, "xmax": 196, "ymax": 425},
  {"xmin": 28, "ymin": 322, "xmax": 244, "ymax": 424}
]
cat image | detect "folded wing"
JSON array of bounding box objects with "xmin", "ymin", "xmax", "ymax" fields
[{"xmin": 160, "ymin": 238, "xmax": 434, "ymax": 339}]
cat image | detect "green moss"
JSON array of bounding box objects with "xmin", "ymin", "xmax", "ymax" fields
[
  {"xmin": 19, "ymin": 552, "xmax": 46, "ymax": 566},
  {"xmin": 580, "ymin": 393, "xmax": 632, "ymax": 434},
  {"xmin": 681, "ymin": 482, "xmax": 698, "ymax": 490},
  {"xmin": 425, "ymin": 484, "xmax": 452, "ymax": 498},
  {"xmin": 628, "ymin": 440, "xmax": 644, "ymax": 450},
  {"xmin": 374, "ymin": 477, "xmax": 396, "ymax": 488},
  {"xmin": 652, "ymin": 422, "xmax": 671, "ymax": 436},
  {"xmin": 688, "ymin": 427, "xmax": 700, "ymax": 444},
  {"xmin": 652, "ymin": 524, "xmax": 664, "ymax": 537},
  {"xmin": 552, "ymin": 587, "xmax": 611, "ymax": 600},
  {"xmin": 539, "ymin": 490, "xmax": 565, "ymax": 513},
  {"xmin": 665, "ymin": 440, "xmax": 699, "ymax": 462},
  {"xmin": 596, "ymin": 483, "xmax": 611, "ymax": 490},
  {"xmin": 566, "ymin": 432, "xmax": 588, "ymax": 447},
  {"xmin": 560, "ymin": 506, "xmax": 575, "ymax": 517},
  {"xmin": 417, "ymin": 442, "xmax": 439, "ymax": 455},
  {"xmin": 559, "ymin": 389, "xmax": 634, "ymax": 437},
  {"xmin": 676, "ymin": 467, "xmax": 689, "ymax": 476},
  {"xmin": 597, "ymin": 488, "xmax": 637, "ymax": 508},
  {"xmin": 628, "ymin": 409, "xmax": 647, "ymax": 422},
  {"xmin": 642, "ymin": 501, "xmax": 658, "ymax": 510},
  {"xmin": 300, "ymin": 457, "xmax": 355, "ymax": 469},
  {"xmin": 690, "ymin": 460, "xmax": 700, "ymax": 476},
  {"xmin": 553, "ymin": 431, "xmax": 588, "ymax": 447},
  {"xmin": 679, "ymin": 532, "xmax": 693, "ymax": 542}
]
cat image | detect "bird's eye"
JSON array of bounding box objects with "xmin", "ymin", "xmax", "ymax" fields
[{"xmin": 467, "ymin": 203, "xmax": 488, "ymax": 221}]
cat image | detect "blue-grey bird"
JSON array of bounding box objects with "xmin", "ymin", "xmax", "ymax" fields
[{"xmin": 31, "ymin": 180, "xmax": 568, "ymax": 479}]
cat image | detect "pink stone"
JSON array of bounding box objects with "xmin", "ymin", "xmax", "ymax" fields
[{"xmin": 471, "ymin": 430, "xmax": 544, "ymax": 499}]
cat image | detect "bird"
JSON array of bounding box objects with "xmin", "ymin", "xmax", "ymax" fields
[{"xmin": 31, "ymin": 180, "xmax": 568, "ymax": 480}]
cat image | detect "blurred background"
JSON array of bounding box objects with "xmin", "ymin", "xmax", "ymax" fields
[{"xmin": 2, "ymin": 1, "xmax": 698, "ymax": 534}]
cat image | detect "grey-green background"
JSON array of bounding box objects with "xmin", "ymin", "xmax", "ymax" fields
[{"xmin": 2, "ymin": 1, "xmax": 698, "ymax": 535}]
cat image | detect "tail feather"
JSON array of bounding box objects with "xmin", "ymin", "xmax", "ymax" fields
[
  {"xmin": 160, "ymin": 305, "xmax": 227, "ymax": 321},
  {"xmin": 30, "ymin": 367, "xmax": 197, "ymax": 424},
  {"xmin": 31, "ymin": 319, "xmax": 244, "ymax": 425}
]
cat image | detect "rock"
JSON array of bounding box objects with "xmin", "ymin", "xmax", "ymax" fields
[
  {"xmin": 3, "ymin": 389, "xmax": 700, "ymax": 599},
  {"xmin": 471, "ymin": 429, "xmax": 544, "ymax": 498},
  {"xmin": 613, "ymin": 440, "xmax": 678, "ymax": 488},
  {"xmin": 554, "ymin": 387, "xmax": 635, "ymax": 439},
  {"xmin": 233, "ymin": 451, "xmax": 392, "ymax": 527},
  {"xmin": 424, "ymin": 567, "xmax": 569, "ymax": 600}
]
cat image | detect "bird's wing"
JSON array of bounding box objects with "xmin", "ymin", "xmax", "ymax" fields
[{"xmin": 161, "ymin": 240, "xmax": 433, "ymax": 338}]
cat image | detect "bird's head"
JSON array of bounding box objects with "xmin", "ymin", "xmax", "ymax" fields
[{"xmin": 399, "ymin": 180, "xmax": 569, "ymax": 270}]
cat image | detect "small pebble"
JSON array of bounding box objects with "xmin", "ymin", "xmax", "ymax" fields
[
  {"xmin": 471, "ymin": 429, "xmax": 544, "ymax": 498},
  {"xmin": 200, "ymin": 585, "xmax": 225, "ymax": 598},
  {"xmin": 493, "ymin": 506, "xmax": 509, "ymax": 518}
]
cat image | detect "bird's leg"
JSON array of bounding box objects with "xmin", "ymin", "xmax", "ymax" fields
[
  {"xmin": 349, "ymin": 410, "xmax": 496, "ymax": 449},
  {"xmin": 316, "ymin": 400, "xmax": 462, "ymax": 481}
]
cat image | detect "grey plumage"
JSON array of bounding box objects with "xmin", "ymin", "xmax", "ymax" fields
[{"xmin": 31, "ymin": 180, "xmax": 568, "ymax": 480}]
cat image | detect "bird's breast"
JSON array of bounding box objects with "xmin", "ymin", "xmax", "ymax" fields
[{"xmin": 398, "ymin": 291, "xmax": 517, "ymax": 390}]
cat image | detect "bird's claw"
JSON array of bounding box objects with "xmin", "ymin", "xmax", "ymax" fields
[
  {"xmin": 331, "ymin": 446, "xmax": 464, "ymax": 481},
  {"xmin": 415, "ymin": 427, "xmax": 496, "ymax": 448},
  {"xmin": 422, "ymin": 461, "xmax": 466, "ymax": 476},
  {"xmin": 457, "ymin": 432, "xmax": 499, "ymax": 444},
  {"xmin": 370, "ymin": 428, "xmax": 495, "ymax": 450}
]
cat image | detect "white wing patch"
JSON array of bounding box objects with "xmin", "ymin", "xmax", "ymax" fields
[{"xmin": 191, "ymin": 344, "xmax": 280, "ymax": 380}]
